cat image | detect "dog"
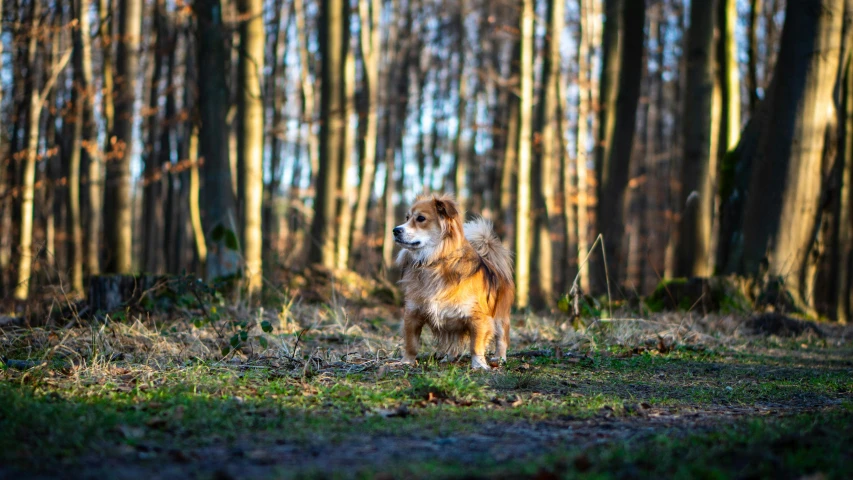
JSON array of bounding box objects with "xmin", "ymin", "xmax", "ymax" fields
[{"xmin": 393, "ymin": 194, "xmax": 514, "ymax": 370}]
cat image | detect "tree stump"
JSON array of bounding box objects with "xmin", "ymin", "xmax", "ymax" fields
[{"xmin": 87, "ymin": 275, "xmax": 162, "ymax": 313}]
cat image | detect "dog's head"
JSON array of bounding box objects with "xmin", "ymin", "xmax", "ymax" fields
[{"xmin": 393, "ymin": 194, "xmax": 463, "ymax": 261}]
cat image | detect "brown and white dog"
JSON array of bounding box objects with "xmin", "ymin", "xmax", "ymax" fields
[{"xmin": 393, "ymin": 194, "xmax": 514, "ymax": 370}]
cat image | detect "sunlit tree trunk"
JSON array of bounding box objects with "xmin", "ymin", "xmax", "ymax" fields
[
  {"xmin": 530, "ymin": 0, "xmax": 564, "ymax": 307},
  {"xmin": 89, "ymin": 0, "xmax": 111, "ymax": 277},
  {"xmin": 674, "ymin": 0, "xmax": 718, "ymax": 278},
  {"xmin": 515, "ymin": 0, "xmax": 534, "ymax": 308},
  {"xmin": 237, "ymin": 0, "xmax": 265, "ymax": 294},
  {"xmin": 336, "ymin": 43, "xmax": 357, "ymax": 270},
  {"xmin": 572, "ymin": 0, "xmax": 592, "ymax": 294},
  {"xmin": 351, "ymin": 0, "xmax": 382, "ymax": 265},
  {"xmin": 309, "ymin": 0, "xmax": 348, "ymax": 268},
  {"xmin": 104, "ymin": 0, "xmax": 141, "ymax": 274},
  {"xmin": 736, "ymin": 0, "xmax": 845, "ymax": 309},
  {"xmin": 719, "ymin": 0, "xmax": 741, "ymax": 156},
  {"xmin": 16, "ymin": 0, "xmax": 72, "ymax": 299},
  {"xmin": 68, "ymin": 0, "xmax": 95, "ymax": 294}
]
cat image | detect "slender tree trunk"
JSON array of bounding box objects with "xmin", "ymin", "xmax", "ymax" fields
[
  {"xmin": 573, "ymin": 0, "xmax": 592, "ymax": 294},
  {"xmin": 747, "ymin": 0, "xmax": 762, "ymax": 114},
  {"xmin": 719, "ymin": 0, "xmax": 741, "ymax": 155},
  {"xmin": 336, "ymin": 41, "xmax": 357, "ymax": 270},
  {"xmin": 88, "ymin": 0, "xmax": 110, "ymax": 276},
  {"xmin": 839, "ymin": 54, "xmax": 853, "ymax": 323},
  {"xmin": 68, "ymin": 0, "xmax": 95, "ymax": 294},
  {"xmin": 591, "ymin": 0, "xmax": 645, "ymax": 294},
  {"xmin": 16, "ymin": 1, "xmax": 72, "ymax": 299},
  {"xmin": 15, "ymin": 2, "xmax": 42, "ymax": 300},
  {"xmin": 195, "ymin": 0, "xmax": 240, "ymax": 280},
  {"xmin": 142, "ymin": 0, "xmax": 165, "ymax": 274},
  {"xmin": 294, "ymin": 0, "xmax": 319, "ymax": 225},
  {"xmin": 351, "ymin": 0, "xmax": 382, "ymax": 265},
  {"xmin": 309, "ymin": 0, "xmax": 348, "ymax": 268},
  {"xmin": 515, "ymin": 0, "xmax": 534, "ymax": 309},
  {"xmin": 674, "ymin": 0, "xmax": 718, "ymax": 277},
  {"xmin": 237, "ymin": 0, "xmax": 265, "ymax": 293},
  {"xmin": 104, "ymin": 0, "xmax": 141, "ymax": 274}
]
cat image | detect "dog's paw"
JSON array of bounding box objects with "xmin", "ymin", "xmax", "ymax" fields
[
  {"xmin": 488, "ymin": 357, "xmax": 506, "ymax": 369},
  {"xmin": 400, "ymin": 356, "xmax": 418, "ymax": 366},
  {"xmin": 471, "ymin": 355, "xmax": 491, "ymax": 371}
]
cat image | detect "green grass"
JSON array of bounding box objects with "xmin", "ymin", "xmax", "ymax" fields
[{"xmin": 1, "ymin": 313, "xmax": 851, "ymax": 479}]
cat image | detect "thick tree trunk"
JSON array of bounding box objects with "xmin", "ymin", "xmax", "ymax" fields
[
  {"xmin": 591, "ymin": 0, "xmax": 645, "ymax": 295},
  {"xmin": 674, "ymin": 0, "xmax": 719, "ymax": 278},
  {"xmin": 736, "ymin": 0, "xmax": 845, "ymax": 307},
  {"xmin": 195, "ymin": 0, "xmax": 240, "ymax": 280},
  {"xmin": 105, "ymin": 0, "xmax": 141, "ymax": 274},
  {"xmin": 237, "ymin": 0, "xmax": 265, "ymax": 294},
  {"xmin": 515, "ymin": 0, "xmax": 534, "ymax": 308},
  {"xmin": 308, "ymin": 0, "xmax": 347, "ymax": 268}
]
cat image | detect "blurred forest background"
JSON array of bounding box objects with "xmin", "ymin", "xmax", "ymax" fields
[{"xmin": 0, "ymin": 0, "xmax": 850, "ymax": 322}]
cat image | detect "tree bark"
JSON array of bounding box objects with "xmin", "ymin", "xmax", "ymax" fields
[
  {"xmin": 68, "ymin": 0, "xmax": 95, "ymax": 294},
  {"xmin": 737, "ymin": 0, "xmax": 845, "ymax": 307},
  {"xmin": 195, "ymin": 0, "xmax": 240, "ymax": 280},
  {"xmin": 591, "ymin": 0, "xmax": 645, "ymax": 295},
  {"xmin": 530, "ymin": 0, "xmax": 564, "ymax": 307},
  {"xmin": 308, "ymin": 0, "xmax": 348, "ymax": 268},
  {"xmin": 237, "ymin": 0, "xmax": 265, "ymax": 294},
  {"xmin": 674, "ymin": 0, "xmax": 719, "ymax": 278},
  {"xmin": 335, "ymin": 39, "xmax": 357, "ymax": 270},
  {"xmin": 142, "ymin": 0, "xmax": 165, "ymax": 274},
  {"xmin": 105, "ymin": 0, "xmax": 141, "ymax": 274},
  {"xmin": 747, "ymin": 0, "xmax": 762, "ymax": 114},
  {"xmin": 515, "ymin": 0, "xmax": 534, "ymax": 309},
  {"xmin": 350, "ymin": 0, "xmax": 382, "ymax": 266}
]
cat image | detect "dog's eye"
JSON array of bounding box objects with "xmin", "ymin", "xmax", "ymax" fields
[
  {"xmin": 417, "ymin": 216, "xmax": 426, "ymax": 222},
  {"xmin": 405, "ymin": 214, "xmax": 410, "ymax": 220}
]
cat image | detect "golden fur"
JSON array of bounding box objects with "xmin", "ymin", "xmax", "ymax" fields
[{"xmin": 393, "ymin": 194, "xmax": 514, "ymax": 370}]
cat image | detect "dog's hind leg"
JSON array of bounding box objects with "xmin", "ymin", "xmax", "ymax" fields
[
  {"xmin": 469, "ymin": 315, "xmax": 494, "ymax": 370},
  {"xmin": 492, "ymin": 316, "xmax": 509, "ymax": 364},
  {"xmin": 402, "ymin": 310, "xmax": 426, "ymax": 365}
]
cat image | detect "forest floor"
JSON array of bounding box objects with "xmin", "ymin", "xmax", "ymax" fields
[{"xmin": 1, "ymin": 289, "xmax": 852, "ymax": 479}]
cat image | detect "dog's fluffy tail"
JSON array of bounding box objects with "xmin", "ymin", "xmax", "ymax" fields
[{"xmin": 464, "ymin": 218, "xmax": 514, "ymax": 286}]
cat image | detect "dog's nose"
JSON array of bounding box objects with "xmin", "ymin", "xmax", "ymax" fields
[{"xmin": 393, "ymin": 227, "xmax": 403, "ymax": 236}]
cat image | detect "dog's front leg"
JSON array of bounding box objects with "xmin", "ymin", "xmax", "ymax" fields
[{"xmin": 402, "ymin": 310, "xmax": 425, "ymax": 365}]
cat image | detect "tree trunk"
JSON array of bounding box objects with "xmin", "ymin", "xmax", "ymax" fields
[
  {"xmin": 350, "ymin": 0, "xmax": 382, "ymax": 266},
  {"xmin": 530, "ymin": 0, "xmax": 563, "ymax": 307},
  {"xmin": 674, "ymin": 0, "xmax": 719, "ymax": 277},
  {"xmin": 335, "ymin": 41, "xmax": 357, "ymax": 270},
  {"xmin": 591, "ymin": 0, "xmax": 645, "ymax": 295},
  {"xmin": 573, "ymin": 0, "xmax": 592, "ymax": 294},
  {"xmin": 747, "ymin": 0, "xmax": 762, "ymax": 114},
  {"xmin": 308, "ymin": 0, "xmax": 347, "ymax": 268},
  {"xmin": 68, "ymin": 0, "xmax": 95, "ymax": 294},
  {"xmin": 142, "ymin": 0, "xmax": 165, "ymax": 274},
  {"xmin": 105, "ymin": 0, "xmax": 141, "ymax": 274},
  {"xmin": 88, "ymin": 0, "xmax": 111, "ymax": 277},
  {"xmin": 719, "ymin": 0, "xmax": 741, "ymax": 156},
  {"xmin": 736, "ymin": 0, "xmax": 845, "ymax": 308},
  {"xmin": 237, "ymin": 0, "xmax": 265, "ymax": 294},
  {"xmin": 515, "ymin": 0, "xmax": 534, "ymax": 309},
  {"xmin": 15, "ymin": 5, "xmax": 42, "ymax": 300},
  {"xmin": 195, "ymin": 0, "xmax": 240, "ymax": 280},
  {"xmin": 839, "ymin": 54, "xmax": 853, "ymax": 323}
]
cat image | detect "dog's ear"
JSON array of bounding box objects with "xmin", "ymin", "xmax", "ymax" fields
[{"xmin": 434, "ymin": 196, "xmax": 459, "ymax": 219}]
